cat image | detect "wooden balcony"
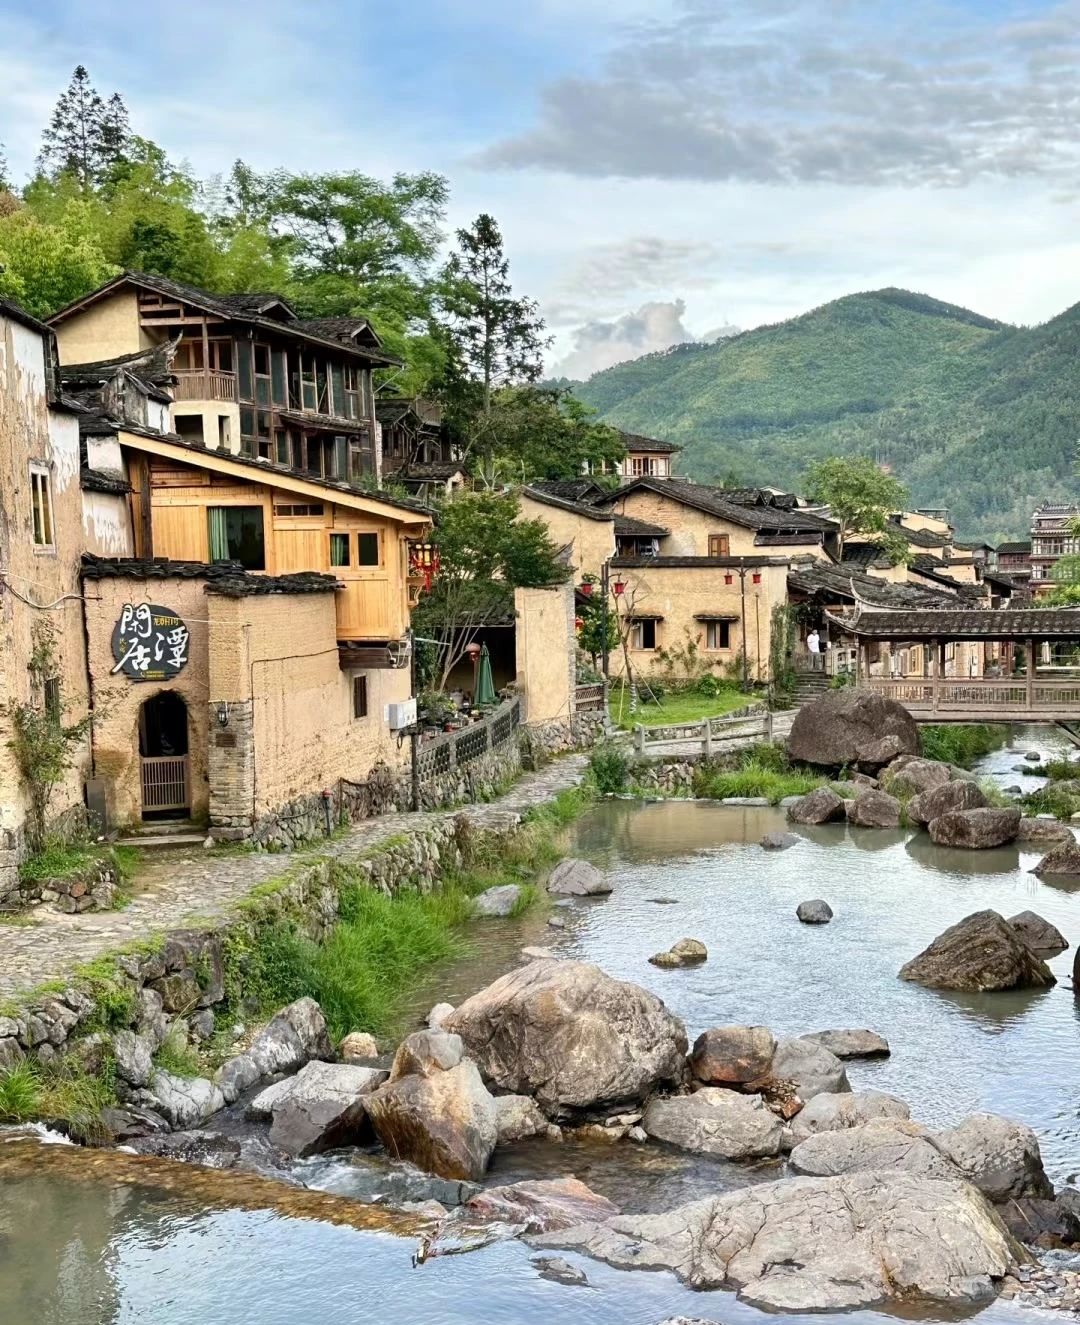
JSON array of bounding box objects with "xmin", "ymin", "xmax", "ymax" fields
[{"xmin": 172, "ymin": 370, "xmax": 238, "ymax": 402}]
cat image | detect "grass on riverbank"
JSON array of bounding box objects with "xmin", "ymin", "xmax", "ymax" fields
[
  {"xmin": 0, "ymin": 1057, "xmax": 116, "ymax": 1137},
  {"xmin": 692, "ymin": 744, "xmax": 847, "ymax": 805},
  {"xmin": 608, "ymin": 684, "xmax": 757, "ymax": 730},
  {"xmin": 918, "ymin": 724, "xmax": 1009, "ymax": 768}
]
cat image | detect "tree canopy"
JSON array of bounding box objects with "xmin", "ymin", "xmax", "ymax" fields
[{"xmin": 804, "ymin": 455, "xmax": 909, "ymax": 559}]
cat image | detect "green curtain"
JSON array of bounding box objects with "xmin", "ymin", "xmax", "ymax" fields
[{"xmin": 208, "ymin": 507, "xmax": 229, "ymax": 562}]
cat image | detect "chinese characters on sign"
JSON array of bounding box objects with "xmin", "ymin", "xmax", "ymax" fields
[{"xmin": 110, "ymin": 604, "xmax": 190, "ymax": 681}]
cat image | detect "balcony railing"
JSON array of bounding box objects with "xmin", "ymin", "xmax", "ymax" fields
[{"xmin": 172, "ymin": 370, "xmax": 238, "ymax": 402}]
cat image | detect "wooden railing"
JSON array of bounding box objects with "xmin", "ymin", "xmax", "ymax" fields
[
  {"xmin": 574, "ymin": 682, "xmax": 607, "ymax": 713},
  {"xmin": 416, "ymin": 697, "xmax": 522, "ymax": 780},
  {"xmin": 172, "ymin": 370, "xmax": 238, "ymax": 402},
  {"xmin": 866, "ymin": 675, "xmax": 1080, "ymax": 715},
  {"xmin": 141, "ymin": 755, "xmax": 189, "ymax": 812},
  {"xmin": 631, "ymin": 705, "xmax": 772, "ymax": 756}
]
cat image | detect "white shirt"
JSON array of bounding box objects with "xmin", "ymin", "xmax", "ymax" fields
[{"xmin": 807, "ymin": 633, "xmax": 821, "ymax": 654}]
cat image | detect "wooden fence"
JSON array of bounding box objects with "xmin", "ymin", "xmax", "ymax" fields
[
  {"xmin": 416, "ymin": 697, "xmax": 522, "ymax": 780},
  {"xmin": 630, "ymin": 705, "xmax": 773, "ymax": 757}
]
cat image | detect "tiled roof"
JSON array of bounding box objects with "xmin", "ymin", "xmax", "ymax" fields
[
  {"xmin": 908, "ymin": 555, "xmax": 987, "ymax": 599},
  {"xmin": 82, "ymin": 556, "xmax": 243, "ymax": 581},
  {"xmin": 828, "ymin": 605, "xmax": 1080, "ymax": 639},
  {"xmin": 395, "ymin": 462, "xmax": 465, "ymax": 481},
  {"xmin": 613, "ymin": 514, "xmax": 669, "ymax": 537},
  {"xmin": 618, "ymin": 431, "xmax": 682, "ymax": 454},
  {"xmin": 529, "ymin": 478, "xmax": 608, "ymax": 504},
  {"xmin": 997, "ymin": 540, "xmax": 1032, "ymax": 555},
  {"xmin": 80, "ymin": 468, "xmax": 131, "ymax": 494},
  {"xmin": 754, "ymin": 531, "xmax": 823, "ymax": 547},
  {"xmin": 600, "ymin": 477, "xmax": 837, "ymax": 533},
  {"xmin": 841, "ymin": 543, "xmax": 893, "ymax": 569},
  {"xmin": 722, "ymin": 487, "xmax": 800, "ymax": 511},
  {"xmin": 297, "ymin": 316, "xmax": 380, "ymax": 348},
  {"xmin": 889, "ymin": 518, "xmax": 951, "ymax": 548},
  {"xmin": 0, "ymin": 296, "xmax": 53, "ymax": 337},
  {"xmin": 787, "ymin": 560, "xmax": 956, "ymax": 608},
  {"xmin": 521, "ymin": 485, "xmax": 613, "ymax": 522},
  {"xmin": 205, "ymin": 572, "xmax": 341, "ymax": 598}
]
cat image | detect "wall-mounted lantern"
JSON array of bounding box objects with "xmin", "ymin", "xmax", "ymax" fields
[
  {"xmin": 612, "ymin": 578, "xmax": 626, "ymax": 597},
  {"xmin": 216, "ymin": 702, "xmax": 229, "ymax": 728}
]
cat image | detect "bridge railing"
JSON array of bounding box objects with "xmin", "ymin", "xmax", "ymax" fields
[{"xmin": 866, "ymin": 675, "xmax": 1080, "ymax": 712}]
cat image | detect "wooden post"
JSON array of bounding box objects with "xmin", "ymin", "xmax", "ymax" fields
[
  {"xmin": 634, "ymin": 724, "xmax": 645, "ymax": 754},
  {"xmin": 1027, "ymin": 638, "xmax": 1036, "ymax": 711},
  {"xmin": 765, "ymin": 710, "xmax": 774, "ymax": 744},
  {"xmin": 704, "ymin": 720, "xmax": 713, "ymax": 759},
  {"xmin": 934, "ymin": 639, "xmax": 945, "ymax": 712}
]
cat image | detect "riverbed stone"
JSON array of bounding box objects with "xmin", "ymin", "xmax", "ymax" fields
[
  {"xmin": 531, "ymin": 1171, "xmax": 1020, "ymax": 1310},
  {"xmin": 443, "ymin": 959, "xmax": 688, "ymax": 1112},
  {"xmin": 787, "ymin": 689, "xmax": 920, "ymax": 770},
  {"xmin": 532, "ymin": 1256, "xmax": 589, "ymax": 1287},
  {"xmin": 690, "ymin": 1025, "xmax": 776, "ymax": 1087},
  {"xmin": 1007, "ymin": 910, "xmax": 1069, "ymax": 958},
  {"xmin": 464, "ymin": 1177, "xmax": 620, "ymax": 1233},
  {"xmin": 98, "ymin": 1104, "xmax": 170, "ymax": 1142},
  {"xmin": 787, "ymin": 787, "xmax": 845, "ymax": 826},
  {"xmin": 798, "ymin": 1029, "xmax": 890, "ymax": 1060},
  {"xmin": 473, "ymin": 884, "xmax": 522, "ymax": 918},
  {"xmin": 907, "ymin": 780, "xmax": 988, "ymax": 827},
  {"xmin": 268, "ymin": 1061, "xmax": 387, "ymax": 1157},
  {"xmin": 928, "ymin": 807, "xmax": 1021, "ymax": 849},
  {"xmin": 427, "ymin": 1002, "xmax": 454, "ymax": 1029},
  {"xmin": 339, "ymin": 1031, "xmax": 379, "ymax": 1062},
  {"xmin": 389, "ymin": 1029, "xmax": 464, "ymax": 1082},
  {"xmin": 547, "ymin": 858, "xmax": 611, "ymax": 896},
  {"xmin": 1032, "ymin": 838, "xmax": 1080, "ymax": 877},
  {"xmin": 789, "ymin": 1118, "xmax": 959, "ymax": 1180},
  {"xmin": 216, "ymin": 997, "xmax": 334, "ymax": 1104},
  {"xmin": 845, "ymin": 788, "xmax": 902, "ymax": 828},
  {"xmin": 882, "ymin": 757, "xmax": 951, "ymax": 798},
  {"xmin": 137, "ymin": 1070, "xmax": 225, "ymax": 1129},
  {"xmin": 649, "ymin": 938, "xmax": 707, "ymax": 968},
  {"xmin": 899, "ymin": 910, "xmax": 1056, "ymax": 991},
  {"xmin": 769, "ymin": 1036, "xmax": 849, "ymax": 1101},
  {"xmin": 132, "ymin": 1130, "xmax": 242, "ymax": 1169},
  {"xmin": 110, "ymin": 1029, "xmax": 154, "ymax": 1088},
  {"xmin": 935, "ymin": 1113, "xmax": 1053, "ymax": 1202},
  {"xmin": 364, "ymin": 1060, "xmax": 498, "ymax": 1181},
  {"xmin": 246, "ymin": 1075, "xmax": 297, "ymax": 1121},
  {"xmin": 643, "ymin": 1088, "xmax": 785, "ymax": 1159},
  {"xmin": 1015, "ymin": 817, "xmax": 1074, "ymax": 845},
  {"xmin": 796, "ymin": 899, "xmax": 833, "ymax": 925},
  {"xmin": 787, "ymin": 1090, "xmax": 910, "ymax": 1146},
  {"xmin": 1001, "ymin": 1191, "xmax": 1080, "ymax": 1249},
  {"xmin": 760, "ymin": 831, "xmax": 798, "ymax": 850},
  {"xmin": 495, "ymin": 1094, "xmax": 559, "ymax": 1143}
]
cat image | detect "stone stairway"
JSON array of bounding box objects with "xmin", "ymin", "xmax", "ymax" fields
[
  {"xmin": 791, "ymin": 671, "xmax": 831, "ymax": 705},
  {"xmin": 114, "ymin": 820, "xmax": 207, "ymax": 850}
]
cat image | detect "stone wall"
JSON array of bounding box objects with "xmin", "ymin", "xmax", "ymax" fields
[{"xmin": 19, "ymin": 852, "xmax": 119, "ymax": 914}]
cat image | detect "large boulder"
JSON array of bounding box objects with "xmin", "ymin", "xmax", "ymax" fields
[
  {"xmin": 787, "ymin": 690, "xmax": 919, "ymax": 770},
  {"xmin": 643, "ymin": 1089, "xmax": 785, "ymax": 1159},
  {"xmin": 1007, "ymin": 910, "xmax": 1069, "ymax": 958},
  {"xmin": 363, "ymin": 1060, "xmax": 498, "ymax": 1181},
  {"xmin": 443, "ymin": 960, "xmax": 687, "ymax": 1112},
  {"xmin": 845, "ymin": 788, "xmax": 902, "ymax": 828},
  {"xmin": 788, "ymin": 1119, "xmax": 960, "ymax": 1181},
  {"xmin": 689, "ymin": 1025, "xmax": 776, "ymax": 1088},
  {"xmin": 135, "ymin": 1070, "xmax": 225, "ymax": 1129},
  {"xmin": 1032, "ymin": 838, "xmax": 1080, "ymax": 877},
  {"xmin": 389, "ymin": 1029, "xmax": 465, "ymax": 1082},
  {"xmin": 882, "ymin": 758, "xmax": 951, "ymax": 799},
  {"xmin": 216, "ymin": 997, "xmax": 334, "ymax": 1104},
  {"xmin": 1015, "ymin": 817, "xmax": 1074, "ymax": 845},
  {"xmin": 531, "ymin": 1172, "xmax": 1020, "ymax": 1311},
  {"xmin": 899, "ymin": 910, "xmax": 1057, "ymax": 991},
  {"xmin": 787, "ymin": 787, "xmax": 846, "ymax": 826},
  {"xmin": 463, "ymin": 1177, "xmax": 619, "ymax": 1233},
  {"xmin": 908, "ymin": 780, "xmax": 988, "ymax": 827},
  {"xmin": 935, "ymin": 1113, "xmax": 1053, "ymax": 1202},
  {"xmin": 267, "ymin": 1061, "xmax": 386, "ymax": 1157},
  {"xmin": 787, "ymin": 1091, "xmax": 910, "ymax": 1147},
  {"xmin": 547, "ymin": 859, "xmax": 611, "ymax": 896},
  {"xmin": 798, "ymin": 1029, "xmax": 890, "ymax": 1060},
  {"xmin": 928, "ymin": 808, "xmax": 1021, "ymax": 849},
  {"xmin": 769, "ymin": 1036, "xmax": 849, "ymax": 1101}
]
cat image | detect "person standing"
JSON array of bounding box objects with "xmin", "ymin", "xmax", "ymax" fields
[{"xmin": 806, "ymin": 627, "xmax": 822, "ymax": 671}]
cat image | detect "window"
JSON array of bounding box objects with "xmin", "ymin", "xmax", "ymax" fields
[
  {"xmin": 30, "ymin": 465, "xmax": 54, "ymax": 549},
  {"xmin": 236, "ymin": 341, "xmax": 253, "ymax": 401},
  {"xmin": 352, "ymin": 675, "xmax": 368, "ymax": 719},
  {"xmin": 208, "ymin": 507, "xmax": 265, "ymax": 569},
  {"xmin": 708, "ymin": 534, "xmax": 730, "ymax": 557},
  {"xmin": 343, "ymin": 365, "xmax": 360, "ymax": 420},
  {"xmin": 175, "ymin": 415, "xmax": 205, "ymax": 446},
  {"xmin": 330, "ymin": 533, "xmax": 350, "ymax": 566},
  {"xmin": 43, "ymin": 677, "xmax": 60, "ymax": 720},
  {"xmin": 275, "ymin": 503, "xmax": 324, "ymax": 517},
  {"xmin": 357, "ymin": 532, "xmax": 380, "ymax": 566},
  {"xmin": 630, "ymin": 619, "xmax": 658, "ymax": 650},
  {"xmin": 706, "ymin": 620, "xmax": 731, "ymax": 650}
]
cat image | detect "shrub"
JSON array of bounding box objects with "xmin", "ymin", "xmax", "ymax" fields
[
  {"xmin": 697, "ymin": 674, "xmax": 722, "ymax": 697},
  {"xmin": 1040, "ymin": 756, "xmax": 1080, "ymax": 781},
  {"xmin": 589, "ymin": 743, "xmax": 629, "ymax": 794},
  {"xmin": 1022, "ymin": 785, "xmax": 1080, "ymax": 821},
  {"xmin": 918, "ymin": 724, "xmax": 1008, "ymax": 768}
]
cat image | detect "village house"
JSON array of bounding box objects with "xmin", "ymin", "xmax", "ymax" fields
[
  {"xmin": 585, "ymin": 430, "xmax": 683, "ymax": 480},
  {"xmin": 1029, "ymin": 502, "xmax": 1080, "ymax": 593},
  {"xmin": 377, "ymin": 397, "xmax": 467, "ymax": 502},
  {"xmin": 997, "ymin": 539, "xmax": 1033, "ymax": 586}
]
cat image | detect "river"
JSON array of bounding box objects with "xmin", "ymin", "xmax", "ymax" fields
[{"xmin": 2, "ymin": 724, "xmax": 1078, "ymax": 1323}]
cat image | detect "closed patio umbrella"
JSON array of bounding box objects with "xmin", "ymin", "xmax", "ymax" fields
[{"xmin": 475, "ymin": 643, "xmax": 497, "ymax": 707}]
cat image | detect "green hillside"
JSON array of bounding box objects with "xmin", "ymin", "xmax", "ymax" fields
[{"xmin": 575, "ymin": 288, "xmax": 1080, "ymax": 541}]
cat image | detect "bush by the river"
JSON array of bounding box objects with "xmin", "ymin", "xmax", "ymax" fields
[
  {"xmin": 1023, "ymin": 784, "xmax": 1080, "ymax": 822},
  {"xmin": 693, "ymin": 744, "xmax": 837, "ymax": 805},
  {"xmin": 589, "ymin": 743, "xmax": 630, "ymax": 794},
  {"xmin": 918, "ymin": 725, "xmax": 1008, "ymax": 768}
]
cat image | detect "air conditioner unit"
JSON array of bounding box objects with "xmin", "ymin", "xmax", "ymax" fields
[{"xmin": 386, "ymin": 698, "xmax": 417, "ymax": 731}]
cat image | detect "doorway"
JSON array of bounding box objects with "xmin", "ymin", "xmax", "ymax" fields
[{"xmin": 139, "ymin": 692, "xmax": 190, "ymax": 818}]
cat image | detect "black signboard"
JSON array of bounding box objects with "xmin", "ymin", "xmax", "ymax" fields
[{"xmin": 110, "ymin": 604, "xmax": 191, "ymax": 682}]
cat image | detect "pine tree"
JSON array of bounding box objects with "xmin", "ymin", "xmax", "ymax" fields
[
  {"xmin": 37, "ymin": 66, "xmax": 129, "ymax": 187},
  {"xmin": 98, "ymin": 93, "xmax": 131, "ymax": 169},
  {"xmin": 0, "ymin": 143, "xmax": 11, "ymax": 193}
]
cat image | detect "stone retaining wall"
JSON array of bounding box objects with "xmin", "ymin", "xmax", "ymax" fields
[
  {"xmin": 627, "ymin": 758, "xmax": 699, "ymax": 796},
  {"xmin": 19, "ymin": 855, "xmax": 120, "ymax": 914}
]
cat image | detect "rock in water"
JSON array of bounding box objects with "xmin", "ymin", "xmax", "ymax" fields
[
  {"xmin": 649, "ymin": 938, "xmax": 708, "ymax": 968},
  {"xmin": 364, "ymin": 1060, "xmax": 497, "ymax": 1181},
  {"xmin": 787, "ymin": 788, "xmax": 846, "ymax": 826},
  {"xmin": 796, "ymin": 899, "xmax": 833, "ymax": 925},
  {"xmin": 908, "ymin": 780, "xmax": 988, "ymax": 827},
  {"xmin": 927, "ymin": 808, "xmax": 1021, "ymax": 849},
  {"xmin": 845, "ymin": 789, "xmax": 902, "ymax": 828},
  {"xmin": 881, "ymin": 757, "xmax": 951, "ymax": 798},
  {"xmin": 798, "ymin": 1029, "xmax": 890, "ymax": 1060},
  {"xmin": 267, "ymin": 1061, "xmax": 387, "ymax": 1157},
  {"xmin": 532, "ymin": 1256, "xmax": 589, "ymax": 1287},
  {"xmin": 935, "ymin": 1113, "xmax": 1053, "ymax": 1201},
  {"xmin": 786, "ymin": 690, "xmax": 919, "ymax": 770},
  {"xmin": 643, "ymin": 1089, "xmax": 784, "ymax": 1159},
  {"xmin": 899, "ymin": 910, "xmax": 1056, "ymax": 991},
  {"xmin": 464, "ymin": 1177, "xmax": 619, "ymax": 1233},
  {"xmin": 1007, "ymin": 910, "xmax": 1069, "ymax": 958},
  {"xmin": 494, "ymin": 1094, "xmax": 558, "ymax": 1143},
  {"xmin": 530, "ymin": 1171, "xmax": 1020, "ymax": 1310},
  {"xmin": 216, "ymin": 997, "xmax": 334, "ymax": 1104},
  {"xmin": 690, "ymin": 1025, "xmax": 776, "ymax": 1087},
  {"xmin": 472, "ymin": 884, "xmax": 523, "ymax": 917},
  {"xmin": 547, "ymin": 859, "xmax": 611, "ymax": 896},
  {"xmin": 770, "ymin": 1036, "xmax": 849, "ymax": 1100},
  {"xmin": 789, "ymin": 1119, "xmax": 959, "ymax": 1180},
  {"xmin": 339, "ymin": 1031, "xmax": 379, "ymax": 1062},
  {"xmin": 389, "ymin": 1029, "xmax": 464, "ymax": 1082},
  {"xmin": 1015, "ymin": 817, "xmax": 1073, "ymax": 845},
  {"xmin": 443, "ymin": 960, "xmax": 687, "ymax": 1112},
  {"xmin": 787, "ymin": 1091, "xmax": 910, "ymax": 1146},
  {"xmin": 1032, "ymin": 838, "xmax": 1080, "ymax": 877},
  {"xmin": 760, "ymin": 831, "xmax": 798, "ymax": 850}
]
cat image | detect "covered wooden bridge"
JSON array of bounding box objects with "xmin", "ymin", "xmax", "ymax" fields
[{"xmin": 826, "ymin": 605, "xmax": 1080, "ymax": 722}]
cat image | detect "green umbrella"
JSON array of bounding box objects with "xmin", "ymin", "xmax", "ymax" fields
[{"xmin": 475, "ymin": 643, "xmax": 497, "ymax": 707}]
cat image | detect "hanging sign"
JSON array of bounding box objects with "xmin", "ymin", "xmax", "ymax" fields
[{"xmin": 110, "ymin": 603, "xmax": 190, "ymax": 681}]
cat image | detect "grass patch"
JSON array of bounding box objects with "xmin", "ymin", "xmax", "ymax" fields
[
  {"xmin": 1039, "ymin": 756, "xmax": 1080, "ymax": 781},
  {"xmin": 18, "ymin": 842, "xmax": 103, "ymax": 883},
  {"xmin": 153, "ymin": 1031, "xmax": 202, "ymax": 1079},
  {"xmin": 0, "ymin": 1057, "xmax": 116, "ymax": 1138},
  {"xmin": 1022, "ymin": 784, "xmax": 1080, "ymax": 821},
  {"xmin": 690, "ymin": 741, "xmax": 839, "ymax": 805},
  {"xmin": 918, "ymin": 724, "xmax": 1009, "ymax": 768},
  {"xmin": 608, "ymin": 684, "xmax": 756, "ymax": 730}
]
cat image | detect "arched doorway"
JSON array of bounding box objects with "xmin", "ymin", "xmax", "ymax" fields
[{"xmin": 139, "ymin": 692, "xmax": 190, "ymax": 819}]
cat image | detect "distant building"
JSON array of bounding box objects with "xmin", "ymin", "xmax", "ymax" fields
[
  {"xmin": 1029, "ymin": 502, "xmax": 1080, "ymax": 593},
  {"xmin": 585, "ymin": 431, "xmax": 682, "ymax": 480},
  {"xmin": 996, "ymin": 539, "xmax": 1032, "ymax": 585}
]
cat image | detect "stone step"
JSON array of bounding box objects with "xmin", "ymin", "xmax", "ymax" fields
[{"xmin": 114, "ymin": 830, "xmax": 207, "ymax": 849}]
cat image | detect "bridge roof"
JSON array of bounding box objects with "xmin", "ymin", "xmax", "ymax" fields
[{"xmin": 827, "ymin": 604, "xmax": 1080, "ymax": 640}]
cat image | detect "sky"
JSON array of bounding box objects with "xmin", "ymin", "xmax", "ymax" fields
[{"xmin": 4, "ymin": 0, "xmax": 1080, "ymax": 377}]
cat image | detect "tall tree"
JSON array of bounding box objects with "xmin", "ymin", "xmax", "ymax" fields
[
  {"xmin": 98, "ymin": 92, "xmax": 132, "ymax": 167},
  {"xmin": 0, "ymin": 143, "xmax": 10, "ymax": 194},
  {"xmin": 0, "ymin": 201, "xmax": 115, "ymax": 318},
  {"xmin": 38, "ymin": 66, "xmax": 130, "ymax": 187},
  {"xmin": 804, "ymin": 455, "xmax": 909, "ymax": 560}
]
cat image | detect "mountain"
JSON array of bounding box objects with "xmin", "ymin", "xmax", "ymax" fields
[{"xmin": 574, "ymin": 288, "xmax": 1080, "ymax": 541}]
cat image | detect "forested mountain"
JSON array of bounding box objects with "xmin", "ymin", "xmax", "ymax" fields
[{"xmin": 574, "ymin": 288, "xmax": 1080, "ymax": 541}]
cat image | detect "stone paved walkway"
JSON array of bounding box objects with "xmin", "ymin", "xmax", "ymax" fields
[{"xmin": 0, "ymin": 756, "xmax": 589, "ymax": 1003}]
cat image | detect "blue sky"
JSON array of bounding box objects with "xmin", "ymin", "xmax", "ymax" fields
[{"xmin": 4, "ymin": 0, "xmax": 1080, "ymax": 375}]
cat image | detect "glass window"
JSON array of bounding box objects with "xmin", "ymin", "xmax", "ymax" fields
[
  {"xmin": 357, "ymin": 532, "xmax": 379, "ymax": 566},
  {"xmin": 253, "ymin": 344, "xmax": 270, "ymax": 376},
  {"xmin": 706, "ymin": 621, "xmax": 730, "ymax": 650},
  {"xmin": 331, "ymin": 364, "xmax": 345, "ymax": 416},
  {"xmin": 630, "ymin": 619, "xmax": 657, "ymax": 650},
  {"xmin": 330, "ymin": 533, "xmax": 350, "ymax": 566},
  {"xmin": 271, "ymin": 351, "xmax": 286, "ymax": 405},
  {"xmin": 30, "ymin": 465, "xmax": 54, "ymax": 548},
  {"xmin": 333, "ymin": 435, "xmax": 348, "ymax": 478},
  {"xmin": 353, "ymin": 675, "xmax": 368, "ymax": 719},
  {"xmin": 208, "ymin": 507, "xmax": 265, "ymax": 569},
  {"xmin": 275, "ymin": 431, "xmax": 289, "ymax": 465},
  {"xmin": 236, "ymin": 342, "xmax": 253, "ymax": 400}
]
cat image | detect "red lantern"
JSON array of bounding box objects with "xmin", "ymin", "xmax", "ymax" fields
[
  {"xmin": 574, "ymin": 617, "xmax": 584, "ymax": 631},
  {"xmin": 724, "ymin": 573, "xmax": 733, "ymax": 585},
  {"xmin": 579, "ymin": 580, "xmax": 593, "ymax": 596},
  {"xmin": 612, "ymin": 578, "xmax": 626, "ymax": 597},
  {"xmin": 465, "ymin": 642, "xmax": 482, "ymax": 661},
  {"xmin": 752, "ymin": 572, "xmax": 761, "ymax": 584}
]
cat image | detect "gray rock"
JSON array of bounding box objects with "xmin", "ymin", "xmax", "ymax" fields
[
  {"xmin": 495, "ymin": 1094, "xmax": 558, "ymax": 1143},
  {"xmin": 845, "ymin": 788, "xmax": 902, "ymax": 828},
  {"xmin": 473, "ymin": 884, "xmax": 522, "ymax": 918},
  {"xmin": 148, "ymin": 970, "xmax": 201, "ymax": 1014},
  {"xmin": 268, "ymin": 1061, "xmax": 387, "ymax": 1157},
  {"xmin": 787, "ymin": 1090, "xmax": 911, "ymax": 1147},
  {"xmin": 690, "ymin": 1025, "xmax": 776, "ymax": 1087},
  {"xmin": 98, "ymin": 1104, "xmax": 169, "ymax": 1141},
  {"xmin": 532, "ymin": 1255, "xmax": 589, "ymax": 1287},
  {"xmin": 443, "ymin": 959, "xmax": 688, "ymax": 1112},
  {"xmin": 796, "ymin": 898, "xmax": 833, "ymax": 925},
  {"xmin": 1007, "ymin": 910, "xmax": 1069, "ymax": 958},
  {"xmin": 908, "ymin": 780, "xmax": 988, "ymax": 827},
  {"xmin": 364, "ymin": 1060, "xmax": 498, "ymax": 1181},
  {"xmin": 770, "ymin": 1036, "xmax": 849, "ymax": 1101},
  {"xmin": 928, "ymin": 807, "xmax": 1021, "ymax": 849},
  {"xmin": 643, "ymin": 1088, "xmax": 784, "ymax": 1159},
  {"xmin": 427, "ymin": 1002, "xmax": 454, "ymax": 1029},
  {"xmin": 789, "ymin": 1119, "xmax": 959, "ymax": 1180},
  {"xmin": 798, "ymin": 1029, "xmax": 890, "ymax": 1060},
  {"xmin": 547, "ymin": 858, "xmax": 611, "ymax": 896},
  {"xmin": 531, "ymin": 1171, "xmax": 1019, "ymax": 1310},
  {"xmin": 110, "ymin": 1029, "xmax": 154, "ymax": 1088},
  {"xmin": 339, "ymin": 1031, "xmax": 379, "ymax": 1062},
  {"xmin": 246, "ymin": 1075, "xmax": 297, "ymax": 1122},
  {"xmin": 216, "ymin": 1054, "xmax": 261, "ymax": 1106},
  {"xmin": 389, "ymin": 1029, "xmax": 464, "ymax": 1082},
  {"xmin": 189, "ymin": 1009, "xmax": 215, "ymax": 1042},
  {"xmin": 547, "ymin": 914, "xmax": 567, "ymax": 929},
  {"xmin": 463, "ymin": 1176, "xmax": 620, "ymax": 1232},
  {"xmin": 900, "ymin": 910, "xmax": 1056, "ymax": 991},
  {"xmin": 787, "ymin": 787, "xmax": 846, "ymax": 826},
  {"xmin": 1015, "ymin": 817, "xmax": 1073, "ymax": 845},
  {"xmin": 760, "ymin": 831, "xmax": 798, "ymax": 850},
  {"xmin": 882, "ymin": 757, "xmax": 951, "ymax": 798},
  {"xmin": 132, "ymin": 1130, "xmax": 241, "ymax": 1168},
  {"xmin": 721, "ymin": 796, "xmax": 769, "ymax": 806},
  {"xmin": 648, "ymin": 938, "xmax": 707, "ymax": 969},
  {"xmin": 1032, "ymin": 838, "xmax": 1080, "ymax": 877},
  {"xmin": 134, "ymin": 987, "xmax": 168, "ymax": 1049},
  {"xmin": 1024, "ymin": 750, "xmax": 1043, "ymax": 762},
  {"xmin": 0, "ymin": 1038, "xmax": 25, "ymax": 1072},
  {"xmin": 787, "ymin": 689, "xmax": 920, "ymax": 770},
  {"xmin": 138, "ymin": 1070, "xmax": 225, "ymax": 1129},
  {"xmin": 216, "ymin": 997, "xmax": 333, "ymax": 1105},
  {"xmin": 935, "ymin": 1113, "xmax": 1053, "ymax": 1201}
]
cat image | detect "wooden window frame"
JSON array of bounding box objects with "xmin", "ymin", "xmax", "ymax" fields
[
  {"xmin": 329, "ymin": 532, "xmax": 351, "ymax": 568},
  {"xmin": 630, "ymin": 618, "xmax": 658, "ymax": 651},
  {"xmin": 708, "ymin": 534, "xmax": 730, "ymax": 558},
  {"xmin": 705, "ymin": 620, "xmax": 731, "ymax": 651},
  {"xmin": 357, "ymin": 531, "xmax": 380, "ymax": 567},
  {"xmin": 352, "ymin": 674, "xmax": 368, "ymax": 719},
  {"xmin": 29, "ymin": 463, "xmax": 55, "ymax": 551}
]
